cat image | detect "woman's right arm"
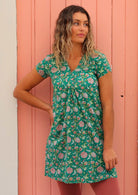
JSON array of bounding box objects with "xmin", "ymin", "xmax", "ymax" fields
[{"xmin": 13, "ymin": 67, "xmax": 52, "ymax": 115}]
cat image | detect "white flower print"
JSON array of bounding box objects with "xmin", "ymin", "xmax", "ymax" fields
[
  {"xmin": 88, "ymin": 78, "xmax": 94, "ymax": 84},
  {"xmin": 51, "ymin": 168, "xmax": 56, "ymax": 174},
  {"xmin": 96, "ymin": 110, "xmax": 100, "ymax": 116},
  {"xmin": 48, "ymin": 140, "xmax": 51, "ymax": 145},
  {"xmin": 83, "ymin": 93, "xmax": 88, "ymax": 98},
  {"xmin": 81, "ymin": 152, "xmax": 87, "ymax": 158},
  {"xmin": 89, "ymin": 107, "xmax": 94, "ymax": 114},
  {"xmin": 57, "ymin": 169, "xmax": 61, "ymax": 174},
  {"xmin": 51, "ymin": 67, "xmax": 58, "ymax": 73},
  {"xmin": 75, "ymin": 68, "xmax": 81, "ymax": 71},
  {"xmin": 97, "ymin": 166, "xmax": 104, "ymax": 173},
  {"xmin": 75, "ymin": 91, "xmax": 79, "ymax": 97},
  {"xmin": 61, "ymin": 66, "xmax": 66, "ymax": 71},
  {"xmin": 61, "ymin": 93, "xmax": 66, "ymax": 98},
  {"xmin": 73, "ymin": 107, "xmax": 78, "ymax": 112},
  {"xmin": 53, "ymin": 112, "xmax": 56, "ymax": 118},
  {"xmin": 63, "ymin": 123, "xmax": 67, "ymax": 128},
  {"xmin": 38, "ymin": 70, "xmax": 44, "ymax": 76},
  {"xmin": 91, "ymin": 152, "xmax": 96, "ymax": 157},
  {"xmin": 58, "ymin": 153, "xmax": 64, "ymax": 159},
  {"xmin": 66, "ymin": 106, "xmax": 70, "ymax": 112},
  {"xmin": 83, "ymin": 67, "xmax": 88, "ymax": 71},
  {"xmin": 87, "ymin": 122, "xmax": 92, "ymax": 127},
  {"xmin": 67, "ymin": 136, "xmax": 71, "ymax": 143},
  {"xmin": 57, "ymin": 95, "xmax": 60, "ymax": 101},
  {"xmin": 67, "ymin": 167, "xmax": 73, "ymax": 174},
  {"xmin": 75, "ymin": 137, "xmax": 80, "ymax": 143},
  {"xmin": 79, "ymin": 121, "xmax": 84, "ymax": 127},
  {"xmin": 77, "ymin": 168, "xmax": 82, "ymax": 174},
  {"xmin": 94, "ymin": 137, "xmax": 99, "ymax": 143},
  {"xmin": 56, "ymin": 125, "xmax": 63, "ymax": 131}
]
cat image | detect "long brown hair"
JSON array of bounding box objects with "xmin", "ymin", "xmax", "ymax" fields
[{"xmin": 52, "ymin": 5, "xmax": 99, "ymax": 68}]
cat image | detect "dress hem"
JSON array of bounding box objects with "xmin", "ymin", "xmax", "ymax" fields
[{"xmin": 44, "ymin": 173, "xmax": 118, "ymax": 184}]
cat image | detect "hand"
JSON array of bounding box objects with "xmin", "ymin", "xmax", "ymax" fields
[{"xmin": 103, "ymin": 148, "xmax": 118, "ymax": 171}]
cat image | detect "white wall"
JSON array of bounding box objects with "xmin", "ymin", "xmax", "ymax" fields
[{"xmin": 0, "ymin": 1, "xmax": 17, "ymax": 195}]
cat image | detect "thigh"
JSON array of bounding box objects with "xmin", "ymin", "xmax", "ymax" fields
[
  {"xmin": 57, "ymin": 180, "xmax": 81, "ymax": 195},
  {"xmin": 90, "ymin": 178, "xmax": 121, "ymax": 195}
]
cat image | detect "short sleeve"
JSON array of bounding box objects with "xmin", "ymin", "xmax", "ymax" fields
[
  {"xmin": 35, "ymin": 55, "xmax": 50, "ymax": 79},
  {"xmin": 96, "ymin": 54, "xmax": 112, "ymax": 78}
]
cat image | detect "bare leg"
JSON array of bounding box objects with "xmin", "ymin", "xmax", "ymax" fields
[
  {"xmin": 57, "ymin": 180, "xmax": 81, "ymax": 195},
  {"xmin": 90, "ymin": 178, "xmax": 120, "ymax": 195}
]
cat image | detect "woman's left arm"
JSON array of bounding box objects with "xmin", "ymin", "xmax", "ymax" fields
[{"xmin": 98, "ymin": 71, "xmax": 118, "ymax": 171}]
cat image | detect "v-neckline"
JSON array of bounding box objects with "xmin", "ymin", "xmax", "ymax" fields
[{"xmin": 65, "ymin": 55, "xmax": 85, "ymax": 73}]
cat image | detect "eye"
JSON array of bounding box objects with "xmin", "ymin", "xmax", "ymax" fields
[
  {"xmin": 84, "ymin": 23, "xmax": 89, "ymax": 27},
  {"xmin": 73, "ymin": 22, "xmax": 79, "ymax": 26}
]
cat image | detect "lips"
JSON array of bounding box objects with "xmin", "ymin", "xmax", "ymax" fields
[{"xmin": 77, "ymin": 34, "xmax": 85, "ymax": 37}]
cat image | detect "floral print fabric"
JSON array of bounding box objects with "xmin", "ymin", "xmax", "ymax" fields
[{"xmin": 35, "ymin": 51, "xmax": 118, "ymax": 184}]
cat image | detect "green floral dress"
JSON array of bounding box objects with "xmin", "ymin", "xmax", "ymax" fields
[{"xmin": 36, "ymin": 51, "xmax": 118, "ymax": 184}]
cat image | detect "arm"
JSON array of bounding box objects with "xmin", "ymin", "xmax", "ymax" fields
[
  {"xmin": 98, "ymin": 71, "xmax": 118, "ymax": 170},
  {"xmin": 98, "ymin": 71, "xmax": 114, "ymax": 149},
  {"xmin": 13, "ymin": 67, "xmax": 52, "ymax": 114}
]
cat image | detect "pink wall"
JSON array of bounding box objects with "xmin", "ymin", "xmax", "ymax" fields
[{"xmin": 16, "ymin": 0, "xmax": 138, "ymax": 195}]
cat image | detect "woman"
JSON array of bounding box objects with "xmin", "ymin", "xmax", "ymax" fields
[{"xmin": 13, "ymin": 5, "xmax": 120, "ymax": 195}]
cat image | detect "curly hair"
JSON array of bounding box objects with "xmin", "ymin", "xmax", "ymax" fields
[{"xmin": 52, "ymin": 5, "xmax": 100, "ymax": 68}]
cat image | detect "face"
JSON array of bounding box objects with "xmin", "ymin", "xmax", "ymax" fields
[{"xmin": 71, "ymin": 12, "xmax": 89, "ymax": 45}]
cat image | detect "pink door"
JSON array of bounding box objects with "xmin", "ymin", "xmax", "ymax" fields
[{"xmin": 17, "ymin": 0, "xmax": 138, "ymax": 194}]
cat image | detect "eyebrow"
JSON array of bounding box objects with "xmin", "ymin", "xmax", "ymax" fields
[{"xmin": 73, "ymin": 19, "xmax": 88, "ymax": 22}]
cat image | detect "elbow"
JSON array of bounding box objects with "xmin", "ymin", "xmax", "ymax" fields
[
  {"xmin": 13, "ymin": 86, "xmax": 29, "ymax": 99},
  {"xmin": 13, "ymin": 86, "xmax": 21, "ymax": 99}
]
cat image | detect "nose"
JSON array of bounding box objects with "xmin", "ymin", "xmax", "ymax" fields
[{"xmin": 79, "ymin": 23, "xmax": 85, "ymax": 31}]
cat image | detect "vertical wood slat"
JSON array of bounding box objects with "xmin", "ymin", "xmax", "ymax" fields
[
  {"xmin": 66, "ymin": 0, "xmax": 81, "ymax": 6},
  {"xmin": 35, "ymin": 0, "xmax": 51, "ymax": 195},
  {"xmin": 125, "ymin": 0, "xmax": 138, "ymax": 194},
  {"xmin": 97, "ymin": 0, "xmax": 112, "ymax": 57},
  {"xmin": 31, "ymin": 1, "xmax": 36, "ymax": 195},
  {"xmin": 17, "ymin": 0, "xmax": 33, "ymax": 194},
  {"xmin": 112, "ymin": 0, "xmax": 126, "ymax": 194}
]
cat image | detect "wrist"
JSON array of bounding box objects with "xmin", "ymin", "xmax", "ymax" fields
[
  {"xmin": 103, "ymin": 145, "xmax": 113, "ymax": 150},
  {"xmin": 46, "ymin": 104, "xmax": 52, "ymax": 113},
  {"xmin": 103, "ymin": 137, "xmax": 113, "ymax": 150}
]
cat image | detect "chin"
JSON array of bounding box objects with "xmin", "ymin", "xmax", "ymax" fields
[{"xmin": 72, "ymin": 39, "xmax": 85, "ymax": 44}]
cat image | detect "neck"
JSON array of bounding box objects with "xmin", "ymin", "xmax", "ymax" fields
[{"xmin": 69, "ymin": 42, "xmax": 83, "ymax": 59}]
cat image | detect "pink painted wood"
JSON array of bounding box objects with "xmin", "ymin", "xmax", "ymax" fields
[
  {"xmin": 112, "ymin": 0, "xmax": 125, "ymax": 194},
  {"xmin": 17, "ymin": 0, "xmax": 138, "ymax": 194},
  {"xmin": 125, "ymin": 0, "xmax": 138, "ymax": 194}
]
